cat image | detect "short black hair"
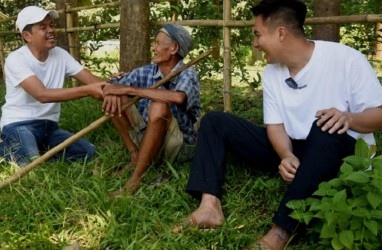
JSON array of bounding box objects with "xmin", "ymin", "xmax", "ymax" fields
[
  {"xmin": 251, "ymin": 0, "xmax": 307, "ymax": 36},
  {"xmin": 22, "ymin": 24, "xmax": 33, "ymax": 33}
]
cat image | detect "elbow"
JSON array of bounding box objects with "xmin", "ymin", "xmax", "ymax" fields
[
  {"xmin": 174, "ymin": 92, "xmax": 187, "ymax": 106},
  {"xmin": 36, "ymin": 96, "xmax": 50, "ymax": 103},
  {"xmin": 34, "ymin": 94, "xmax": 53, "ymax": 103}
]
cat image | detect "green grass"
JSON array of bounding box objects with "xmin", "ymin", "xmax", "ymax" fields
[{"xmin": 0, "ymin": 79, "xmax": 322, "ymax": 249}]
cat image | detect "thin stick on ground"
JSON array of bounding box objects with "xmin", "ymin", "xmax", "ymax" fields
[{"xmin": 0, "ymin": 49, "xmax": 213, "ymax": 190}]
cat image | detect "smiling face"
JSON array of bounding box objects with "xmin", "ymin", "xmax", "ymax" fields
[
  {"xmin": 252, "ymin": 15, "xmax": 282, "ymax": 64},
  {"xmin": 151, "ymin": 32, "xmax": 179, "ymax": 65},
  {"xmin": 22, "ymin": 15, "xmax": 56, "ymax": 52}
]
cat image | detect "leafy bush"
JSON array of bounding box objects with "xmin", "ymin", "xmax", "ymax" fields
[{"xmin": 287, "ymin": 139, "xmax": 382, "ymax": 250}]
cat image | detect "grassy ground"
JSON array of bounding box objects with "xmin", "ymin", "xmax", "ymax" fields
[{"xmin": 0, "ymin": 78, "xmax": 326, "ymax": 249}]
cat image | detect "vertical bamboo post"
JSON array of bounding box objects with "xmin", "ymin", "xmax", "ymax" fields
[
  {"xmin": 375, "ymin": 23, "xmax": 382, "ymax": 60},
  {"xmin": 170, "ymin": 0, "xmax": 178, "ymax": 21},
  {"xmin": 223, "ymin": 0, "xmax": 232, "ymax": 112},
  {"xmin": 66, "ymin": 3, "xmax": 75, "ymax": 58},
  {"xmin": 65, "ymin": 3, "xmax": 77, "ymax": 86},
  {"xmin": 0, "ymin": 37, "xmax": 5, "ymax": 80}
]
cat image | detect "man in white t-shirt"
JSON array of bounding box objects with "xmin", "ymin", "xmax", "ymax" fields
[
  {"xmin": 175, "ymin": 0, "xmax": 382, "ymax": 249},
  {"xmin": 0, "ymin": 6, "xmax": 107, "ymax": 166}
]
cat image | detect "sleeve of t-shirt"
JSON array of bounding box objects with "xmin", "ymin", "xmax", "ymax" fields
[
  {"xmin": 59, "ymin": 48, "xmax": 84, "ymax": 76},
  {"xmin": 4, "ymin": 51, "xmax": 35, "ymax": 88},
  {"xmin": 347, "ymin": 51, "xmax": 382, "ymax": 112},
  {"xmin": 263, "ymin": 67, "xmax": 283, "ymax": 125}
]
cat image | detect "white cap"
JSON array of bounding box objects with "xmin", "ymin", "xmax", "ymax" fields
[{"xmin": 16, "ymin": 6, "xmax": 59, "ymax": 33}]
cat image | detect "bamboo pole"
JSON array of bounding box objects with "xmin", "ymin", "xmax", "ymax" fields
[
  {"xmin": 223, "ymin": 0, "xmax": 232, "ymax": 112},
  {"xmin": 0, "ymin": 49, "xmax": 213, "ymax": 190},
  {"xmin": 1, "ymin": 14, "xmax": 382, "ymax": 33}
]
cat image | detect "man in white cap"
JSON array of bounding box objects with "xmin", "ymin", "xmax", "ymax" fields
[
  {"xmin": 0, "ymin": 6, "xmax": 107, "ymax": 166},
  {"xmin": 103, "ymin": 24, "xmax": 200, "ymax": 196}
]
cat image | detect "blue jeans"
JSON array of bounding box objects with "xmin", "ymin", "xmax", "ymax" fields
[{"xmin": 0, "ymin": 120, "xmax": 96, "ymax": 166}]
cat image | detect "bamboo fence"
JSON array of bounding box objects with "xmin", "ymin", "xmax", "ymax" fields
[{"xmin": 0, "ymin": 1, "xmax": 381, "ymax": 111}]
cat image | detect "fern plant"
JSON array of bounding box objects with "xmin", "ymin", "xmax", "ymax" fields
[{"xmin": 287, "ymin": 139, "xmax": 382, "ymax": 250}]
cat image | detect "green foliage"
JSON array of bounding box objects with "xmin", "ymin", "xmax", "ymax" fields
[
  {"xmin": 340, "ymin": 0, "xmax": 382, "ymax": 57},
  {"xmin": 287, "ymin": 139, "xmax": 382, "ymax": 250}
]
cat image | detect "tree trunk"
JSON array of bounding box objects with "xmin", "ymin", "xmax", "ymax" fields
[
  {"xmin": 312, "ymin": 0, "xmax": 341, "ymax": 42},
  {"xmin": 120, "ymin": 0, "xmax": 150, "ymax": 72}
]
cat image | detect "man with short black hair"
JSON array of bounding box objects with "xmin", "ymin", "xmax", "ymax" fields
[
  {"xmin": 0, "ymin": 6, "xmax": 107, "ymax": 166},
  {"xmin": 176, "ymin": 0, "xmax": 382, "ymax": 249}
]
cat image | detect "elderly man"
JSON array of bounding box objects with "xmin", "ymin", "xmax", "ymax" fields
[
  {"xmin": 0, "ymin": 6, "xmax": 106, "ymax": 167},
  {"xmin": 103, "ymin": 24, "xmax": 200, "ymax": 196}
]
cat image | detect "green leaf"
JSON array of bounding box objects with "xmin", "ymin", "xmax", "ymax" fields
[
  {"xmin": 343, "ymin": 155, "xmax": 363, "ymax": 167},
  {"xmin": 333, "ymin": 189, "xmax": 347, "ymax": 203},
  {"xmin": 350, "ymin": 217, "xmax": 363, "ymax": 231},
  {"xmin": 345, "ymin": 171, "xmax": 370, "ymax": 183},
  {"xmin": 309, "ymin": 199, "xmax": 323, "ymax": 211},
  {"xmin": 331, "ymin": 235, "xmax": 343, "ymax": 250},
  {"xmin": 350, "ymin": 196, "xmax": 368, "ymax": 208},
  {"xmin": 364, "ymin": 220, "xmax": 379, "ymax": 236},
  {"xmin": 371, "ymin": 179, "xmax": 382, "ymax": 193},
  {"xmin": 367, "ymin": 192, "xmax": 382, "ymax": 210},
  {"xmin": 362, "ymin": 158, "xmax": 372, "ymax": 168},
  {"xmin": 286, "ymin": 200, "xmax": 305, "ymax": 210},
  {"xmin": 321, "ymin": 223, "xmax": 336, "ymax": 238},
  {"xmin": 370, "ymin": 210, "xmax": 382, "ymax": 219},
  {"xmin": 339, "ymin": 230, "xmax": 354, "ymax": 249},
  {"xmin": 354, "ymin": 138, "xmax": 369, "ymax": 158},
  {"xmin": 302, "ymin": 212, "xmax": 314, "ymax": 225},
  {"xmin": 334, "ymin": 201, "xmax": 350, "ymax": 213},
  {"xmin": 371, "ymin": 162, "xmax": 382, "ymax": 176},
  {"xmin": 340, "ymin": 162, "xmax": 353, "ymax": 174},
  {"xmin": 325, "ymin": 212, "xmax": 338, "ymax": 226},
  {"xmin": 328, "ymin": 178, "xmax": 344, "ymax": 188},
  {"xmin": 351, "ymin": 208, "xmax": 369, "ymax": 217}
]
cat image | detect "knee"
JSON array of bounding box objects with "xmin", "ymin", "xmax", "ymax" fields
[
  {"xmin": 201, "ymin": 112, "xmax": 227, "ymax": 127},
  {"xmin": 307, "ymin": 120, "xmax": 346, "ymax": 144},
  {"xmin": 147, "ymin": 102, "xmax": 171, "ymax": 122}
]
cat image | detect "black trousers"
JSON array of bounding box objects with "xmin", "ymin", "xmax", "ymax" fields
[{"xmin": 186, "ymin": 111, "xmax": 356, "ymax": 233}]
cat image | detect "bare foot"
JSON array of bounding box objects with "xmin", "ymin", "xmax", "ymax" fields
[
  {"xmin": 114, "ymin": 151, "xmax": 139, "ymax": 177},
  {"xmin": 172, "ymin": 194, "xmax": 224, "ymax": 233},
  {"xmin": 248, "ymin": 224, "xmax": 290, "ymax": 250},
  {"xmin": 108, "ymin": 180, "xmax": 140, "ymax": 198}
]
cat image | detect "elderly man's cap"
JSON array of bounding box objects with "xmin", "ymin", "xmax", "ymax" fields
[
  {"xmin": 159, "ymin": 24, "xmax": 193, "ymax": 58},
  {"xmin": 16, "ymin": 6, "xmax": 59, "ymax": 33}
]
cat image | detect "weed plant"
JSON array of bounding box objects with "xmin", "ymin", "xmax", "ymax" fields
[{"xmin": 0, "ymin": 79, "xmax": 323, "ymax": 249}]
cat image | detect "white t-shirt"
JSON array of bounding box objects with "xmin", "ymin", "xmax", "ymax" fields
[
  {"xmin": 263, "ymin": 40, "xmax": 382, "ymax": 145},
  {"xmin": 1, "ymin": 46, "xmax": 83, "ymax": 128}
]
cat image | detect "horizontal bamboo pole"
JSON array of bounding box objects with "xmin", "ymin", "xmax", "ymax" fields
[
  {"xmin": 1, "ymin": 14, "xmax": 381, "ymax": 35},
  {"xmin": 0, "ymin": 49, "xmax": 213, "ymax": 190},
  {"xmin": 0, "ymin": 0, "xmax": 169, "ymax": 24}
]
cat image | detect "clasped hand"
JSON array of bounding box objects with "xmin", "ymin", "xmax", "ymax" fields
[
  {"xmin": 279, "ymin": 154, "xmax": 300, "ymax": 182},
  {"xmin": 102, "ymin": 84, "xmax": 131, "ymax": 117}
]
